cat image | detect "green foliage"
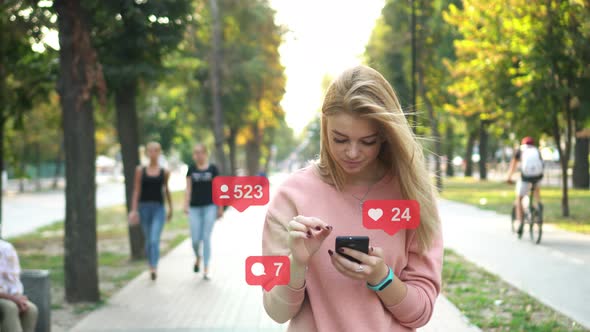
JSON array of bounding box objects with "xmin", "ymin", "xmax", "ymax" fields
[
  {"xmin": 86, "ymin": 0, "xmax": 194, "ymax": 89},
  {"xmin": 1, "ymin": 1, "xmax": 58, "ymax": 126},
  {"xmin": 365, "ymin": 1, "xmax": 412, "ymax": 106},
  {"xmin": 189, "ymin": 0, "xmax": 286, "ymax": 171},
  {"xmin": 444, "ymin": 0, "xmax": 590, "ymax": 140}
]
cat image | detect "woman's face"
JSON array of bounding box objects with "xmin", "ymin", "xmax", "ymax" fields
[
  {"xmin": 146, "ymin": 145, "xmax": 160, "ymax": 161},
  {"xmin": 326, "ymin": 112, "xmax": 383, "ymax": 176},
  {"xmin": 193, "ymin": 146, "xmax": 207, "ymax": 164}
]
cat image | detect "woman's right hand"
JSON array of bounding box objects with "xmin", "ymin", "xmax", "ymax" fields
[
  {"xmin": 10, "ymin": 295, "xmax": 29, "ymax": 313},
  {"xmin": 287, "ymin": 216, "xmax": 333, "ymax": 267},
  {"xmin": 128, "ymin": 210, "xmax": 139, "ymax": 225}
]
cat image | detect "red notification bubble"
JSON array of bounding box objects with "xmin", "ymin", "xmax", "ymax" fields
[
  {"xmin": 213, "ymin": 176, "xmax": 269, "ymax": 212},
  {"xmin": 245, "ymin": 256, "xmax": 290, "ymax": 291},
  {"xmin": 362, "ymin": 200, "xmax": 420, "ymax": 236}
]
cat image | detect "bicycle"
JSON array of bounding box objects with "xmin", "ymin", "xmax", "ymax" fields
[{"xmin": 510, "ymin": 180, "xmax": 543, "ymax": 244}]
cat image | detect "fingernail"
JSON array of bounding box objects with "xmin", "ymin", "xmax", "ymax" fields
[
  {"xmin": 338, "ymin": 248, "xmax": 345, "ymax": 253},
  {"xmin": 328, "ymin": 249, "xmax": 333, "ymax": 256},
  {"xmin": 315, "ymin": 226, "xmax": 321, "ymax": 231}
]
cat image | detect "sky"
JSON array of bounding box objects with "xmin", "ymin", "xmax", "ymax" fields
[{"xmin": 269, "ymin": 0, "xmax": 385, "ymax": 136}]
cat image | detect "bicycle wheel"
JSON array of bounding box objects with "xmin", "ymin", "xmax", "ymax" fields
[{"xmin": 529, "ymin": 208, "xmax": 542, "ymax": 244}]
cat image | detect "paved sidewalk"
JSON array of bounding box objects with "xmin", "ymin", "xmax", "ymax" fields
[
  {"xmin": 440, "ymin": 199, "xmax": 590, "ymax": 329},
  {"xmin": 72, "ymin": 184, "xmax": 479, "ymax": 331}
]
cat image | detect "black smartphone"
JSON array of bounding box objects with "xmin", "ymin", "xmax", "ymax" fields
[{"xmin": 335, "ymin": 236, "xmax": 369, "ymax": 264}]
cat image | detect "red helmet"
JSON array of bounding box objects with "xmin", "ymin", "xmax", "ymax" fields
[{"xmin": 521, "ymin": 136, "xmax": 534, "ymax": 145}]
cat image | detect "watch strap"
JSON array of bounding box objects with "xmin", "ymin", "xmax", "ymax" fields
[{"xmin": 367, "ymin": 266, "xmax": 394, "ymax": 292}]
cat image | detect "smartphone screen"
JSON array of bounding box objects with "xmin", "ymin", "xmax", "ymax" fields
[{"xmin": 335, "ymin": 236, "xmax": 369, "ymax": 264}]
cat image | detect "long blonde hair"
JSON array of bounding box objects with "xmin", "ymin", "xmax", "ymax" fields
[{"xmin": 315, "ymin": 65, "xmax": 440, "ymax": 252}]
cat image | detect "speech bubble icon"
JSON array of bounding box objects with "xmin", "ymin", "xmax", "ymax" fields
[
  {"xmin": 245, "ymin": 256, "xmax": 290, "ymax": 291},
  {"xmin": 213, "ymin": 176, "xmax": 270, "ymax": 212},
  {"xmin": 251, "ymin": 262, "xmax": 266, "ymax": 276},
  {"xmin": 362, "ymin": 200, "xmax": 420, "ymax": 236}
]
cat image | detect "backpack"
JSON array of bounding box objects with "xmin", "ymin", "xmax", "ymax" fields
[{"xmin": 520, "ymin": 145, "xmax": 544, "ymax": 177}]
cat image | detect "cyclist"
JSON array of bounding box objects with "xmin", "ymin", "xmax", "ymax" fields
[{"xmin": 506, "ymin": 136, "xmax": 544, "ymax": 236}]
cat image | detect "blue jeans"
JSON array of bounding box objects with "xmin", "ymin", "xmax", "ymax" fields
[
  {"xmin": 189, "ymin": 204, "xmax": 217, "ymax": 267},
  {"xmin": 138, "ymin": 202, "xmax": 166, "ymax": 268}
]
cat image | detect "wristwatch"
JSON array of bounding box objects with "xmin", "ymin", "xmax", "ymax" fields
[{"xmin": 367, "ymin": 266, "xmax": 394, "ymax": 292}]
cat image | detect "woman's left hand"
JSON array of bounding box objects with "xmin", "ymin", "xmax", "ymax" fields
[
  {"xmin": 167, "ymin": 210, "xmax": 173, "ymax": 222},
  {"xmin": 329, "ymin": 246, "xmax": 389, "ymax": 285}
]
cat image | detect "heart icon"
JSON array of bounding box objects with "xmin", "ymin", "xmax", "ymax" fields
[{"xmin": 368, "ymin": 208, "xmax": 383, "ymax": 221}]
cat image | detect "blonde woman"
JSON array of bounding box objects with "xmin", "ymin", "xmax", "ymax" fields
[
  {"xmin": 129, "ymin": 142, "xmax": 173, "ymax": 280},
  {"xmin": 262, "ymin": 65, "xmax": 443, "ymax": 331}
]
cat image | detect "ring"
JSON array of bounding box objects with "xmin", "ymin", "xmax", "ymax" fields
[{"xmin": 356, "ymin": 264, "xmax": 364, "ymax": 272}]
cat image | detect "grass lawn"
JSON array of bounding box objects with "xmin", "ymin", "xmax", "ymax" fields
[
  {"xmin": 443, "ymin": 249, "xmax": 588, "ymax": 331},
  {"xmin": 440, "ymin": 177, "xmax": 590, "ymax": 234},
  {"xmin": 10, "ymin": 191, "xmax": 190, "ymax": 330}
]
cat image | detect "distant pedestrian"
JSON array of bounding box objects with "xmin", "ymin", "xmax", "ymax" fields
[
  {"xmin": 128, "ymin": 142, "xmax": 173, "ymax": 281},
  {"xmin": 0, "ymin": 239, "xmax": 38, "ymax": 332},
  {"xmin": 184, "ymin": 144, "xmax": 223, "ymax": 280}
]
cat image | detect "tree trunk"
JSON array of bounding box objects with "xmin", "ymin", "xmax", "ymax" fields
[
  {"xmin": 228, "ymin": 126, "xmax": 237, "ymax": 176},
  {"xmin": 465, "ymin": 126, "xmax": 476, "ymax": 177},
  {"xmin": 562, "ymin": 93, "xmax": 573, "ymax": 215},
  {"xmin": 0, "ymin": 66, "xmax": 5, "ymax": 237},
  {"xmin": 479, "ymin": 120, "xmax": 489, "ymax": 180},
  {"xmin": 114, "ymin": 79, "xmax": 144, "ymax": 260},
  {"xmin": 446, "ymin": 123, "xmax": 454, "ymax": 177},
  {"xmin": 546, "ymin": 0, "xmax": 569, "ymax": 216},
  {"xmin": 0, "ymin": 116, "xmax": 4, "ymax": 237},
  {"xmin": 53, "ymin": 138, "xmax": 64, "ymax": 189},
  {"xmin": 410, "ymin": 0, "xmax": 417, "ymax": 133},
  {"xmin": 209, "ymin": 0, "xmax": 227, "ymax": 175},
  {"xmin": 573, "ymin": 136, "xmax": 589, "ymax": 189},
  {"xmin": 552, "ymin": 109, "xmax": 570, "ymax": 217},
  {"xmin": 35, "ymin": 142, "xmax": 41, "ymax": 191},
  {"xmin": 18, "ymin": 139, "xmax": 26, "ymax": 193},
  {"xmin": 246, "ymin": 124, "xmax": 261, "ymax": 176},
  {"xmin": 417, "ymin": 70, "xmax": 442, "ymax": 191},
  {"xmin": 55, "ymin": 0, "xmax": 100, "ymax": 302}
]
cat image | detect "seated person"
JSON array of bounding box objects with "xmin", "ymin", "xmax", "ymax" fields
[{"xmin": 0, "ymin": 239, "xmax": 38, "ymax": 332}]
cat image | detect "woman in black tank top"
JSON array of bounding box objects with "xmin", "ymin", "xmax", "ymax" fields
[{"xmin": 128, "ymin": 142, "xmax": 173, "ymax": 280}]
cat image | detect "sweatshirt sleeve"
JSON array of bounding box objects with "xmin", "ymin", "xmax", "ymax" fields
[
  {"xmin": 261, "ymin": 183, "xmax": 306, "ymax": 324},
  {"xmin": 385, "ymin": 223, "xmax": 444, "ymax": 328}
]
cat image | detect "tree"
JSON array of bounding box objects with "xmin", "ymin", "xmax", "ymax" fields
[
  {"xmin": 54, "ymin": 0, "xmax": 106, "ymax": 302},
  {"xmin": 84, "ymin": 0, "xmax": 192, "ymax": 259},
  {"xmin": 507, "ymin": 0, "xmax": 590, "ymax": 215},
  {"xmin": 573, "ymin": 128, "xmax": 589, "ymax": 189},
  {"xmin": 445, "ymin": 0, "xmax": 590, "ymax": 214},
  {"xmin": 0, "ymin": 0, "xmax": 56, "ymax": 236},
  {"xmin": 209, "ymin": 0, "xmax": 227, "ymax": 174},
  {"xmin": 367, "ymin": 0, "xmax": 462, "ymax": 189},
  {"xmin": 189, "ymin": 0, "xmax": 286, "ymax": 175},
  {"xmin": 444, "ymin": 1, "xmax": 517, "ymax": 181}
]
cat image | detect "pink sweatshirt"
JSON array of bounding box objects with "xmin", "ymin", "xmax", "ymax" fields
[{"xmin": 262, "ymin": 166, "xmax": 443, "ymax": 331}]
